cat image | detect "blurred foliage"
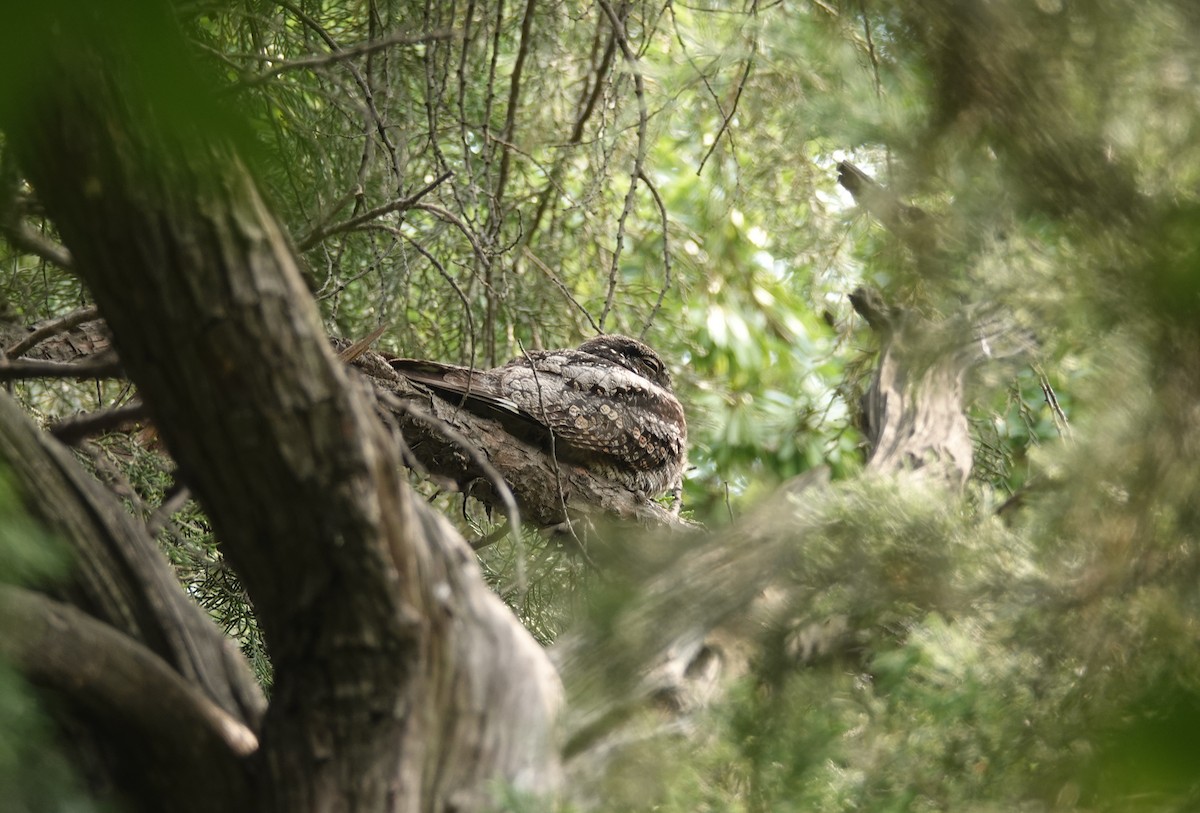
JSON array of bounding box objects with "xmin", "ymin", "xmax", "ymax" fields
[
  {"xmin": 4, "ymin": 0, "xmax": 1200, "ymax": 810},
  {"xmin": 0, "ymin": 469, "xmax": 98, "ymax": 812}
]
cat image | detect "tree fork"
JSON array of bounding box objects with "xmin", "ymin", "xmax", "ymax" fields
[{"xmin": 0, "ymin": 3, "xmax": 560, "ymax": 810}]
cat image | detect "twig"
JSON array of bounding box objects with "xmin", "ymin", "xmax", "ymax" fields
[
  {"xmin": 0, "ymin": 355, "xmax": 123, "ymax": 382},
  {"xmin": 297, "ymin": 171, "xmax": 453, "ymax": 251},
  {"xmin": 697, "ymin": 0, "xmax": 757, "ymax": 175},
  {"xmin": 393, "ymin": 230, "xmax": 477, "ymax": 367},
  {"xmin": 859, "ymin": 0, "xmax": 883, "ymax": 101},
  {"xmin": 275, "ymin": 1, "xmax": 403, "ymax": 183},
  {"xmin": 520, "ymin": 17, "xmax": 618, "ymax": 249},
  {"xmin": 1037, "ymin": 364, "xmax": 1071, "ymax": 439},
  {"xmin": 2, "ymin": 221, "xmax": 73, "ymax": 268},
  {"xmin": 410, "ymin": 202, "xmax": 492, "ymax": 270},
  {"xmin": 147, "ymin": 481, "xmax": 193, "ymax": 539},
  {"xmin": 636, "ymin": 170, "xmax": 673, "ymax": 339},
  {"xmin": 470, "ymin": 520, "xmax": 512, "ymax": 551},
  {"xmin": 49, "ymin": 402, "xmax": 149, "ymax": 445},
  {"xmin": 5, "ymin": 305, "xmax": 100, "ymax": 359},
  {"xmin": 522, "ymin": 248, "xmax": 602, "ymax": 334},
  {"xmin": 492, "ymin": 0, "xmax": 539, "ymax": 211},
  {"xmin": 337, "ymin": 324, "xmax": 391, "ymax": 364},
  {"xmin": 235, "ymin": 28, "xmax": 455, "ymax": 87},
  {"xmin": 596, "ymin": 0, "xmax": 650, "ymax": 332},
  {"xmin": 507, "ymin": 339, "xmax": 570, "ymax": 587},
  {"xmin": 378, "ymin": 391, "xmax": 521, "ymax": 537}
]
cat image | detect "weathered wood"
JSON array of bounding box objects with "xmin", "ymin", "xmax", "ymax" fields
[
  {"xmin": 0, "ymin": 3, "xmax": 562, "ymax": 810},
  {"xmin": 851, "ymin": 287, "xmax": 974, "ymax": 488},
  {"xmin": 0, "ymin": 585, "xmax": 257, "ymax": 811},
  {"xmin": 0, "ymin": 391, "xmax": 266, "ymax": 728}
]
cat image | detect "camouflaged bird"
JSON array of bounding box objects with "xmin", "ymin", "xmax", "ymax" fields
[{"xmin": 388, "ymin": 335, "xmax": 687, "ymax": 499}]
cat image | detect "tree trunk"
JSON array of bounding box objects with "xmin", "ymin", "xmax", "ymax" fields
[{"xmin": 0, "ymin": 3, "xmax": 560, "ymax": 810}]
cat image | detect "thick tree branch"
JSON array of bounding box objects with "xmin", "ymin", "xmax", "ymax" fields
[
  {"xmin": 1, "ymin": 4, "xmax": 560, "ymax": 808},
  {"xmin": 0, "ymin": 391, "xmax": 266, "ymax": 726},
  {"xmin": 0, "ymin": 585, "xmax": 258, "ymax": 759}
]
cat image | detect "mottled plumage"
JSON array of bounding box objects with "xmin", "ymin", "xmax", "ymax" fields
[{"xmin": 389, "ymin": 335, "xmax": 687, "ymax": 498}]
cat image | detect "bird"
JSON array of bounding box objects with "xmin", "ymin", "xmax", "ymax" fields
[{"xmin": 387, "ymin": 334, "xmax": 687, "ymax": 499}]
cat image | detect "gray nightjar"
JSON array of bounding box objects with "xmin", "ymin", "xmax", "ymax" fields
[{"xmin": 389, "ymin": 335, "xmax": 687, "ymax": 499}]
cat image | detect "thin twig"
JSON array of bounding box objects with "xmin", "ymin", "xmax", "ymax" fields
[
  {"xmin": 469, "ymin": 520, "xmax": 513, "ymax": 551},
  {"xmin": 147, "ymin": 481, "xmax": 193, "ymax": 539},
  {"xmin": 697, "ymin": 1, "xmax": 757, "ymax": 174},
  {"xmin": 337, "ymin": 323, "xmax": 390, "ymax": 363},
  {"xmin": 513, "ymin": 338, "xmax": 571, "ymax": 577},
  {"xmin": 297, "ymin": 170, "xmax": 453, "ymax": 251},
  {"xmin": 493, "ymin": 0, "xmax": 539, "ymax": 212},
  {"xmin": 1036, "ymin": 364, "xmax": 1071, "ymax": 439},
  {"xmin": 522, "ymin": 248, "xmax": 602, "ymax": 334},
  {"xmin": 520, "ymin": 17, "xmax": 619, "ymax": 249},
  {"xmin": 378, "ymin": 390, "xmax": 521, "ymax": 536},
  {"xmin": 235, "ymin": 28, "xmax": 455, "ymax": 87},
  {"xmin": 636, "ymin": 170, "xmax": 673, "ymax": 339},
  {"xmin": 5, "ymin": 306, "xmax": 100, "ymax": 359},
  {"xmin": 393, "ymin": 230, "xmax": 477, "ymax": 367},
  {"xmin": 411, "ymin": 202, "xmax": 492, "ymax": 270},
  {"xmin": 860, "ymin": 0, "xmax": 883, "ymax": 101},
  {"xmin": 596, "ymin": 0, "xmax": 650, "ymax": 332},
  {"xmin": 275, "ymin": 1, "xmax": 404, "ymax": 183}
]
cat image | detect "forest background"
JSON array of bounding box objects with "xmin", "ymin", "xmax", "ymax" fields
[{"xmin": 3, "ymin": 0, "xmax": 1200, "ymax": 811}]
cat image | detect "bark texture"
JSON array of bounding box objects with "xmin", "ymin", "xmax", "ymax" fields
[{"xmin": 0, "ymin": 3, "xmax": 560, "ymax": 810}]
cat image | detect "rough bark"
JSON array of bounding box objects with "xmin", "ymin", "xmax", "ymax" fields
[
  {"xmin": 851, "ymin": 287, "xmax": 974, "ymax": 487},
  {"xmin": 0, "ymin": 391, "xmax": 266, "ymax": 728},
  {"xmin": 0, "ymin": 586, "xmax": 257, "ymax": 810},
  {"xmin": 0, "ymin": 3, "xmax": 560, "ymax": 811}
]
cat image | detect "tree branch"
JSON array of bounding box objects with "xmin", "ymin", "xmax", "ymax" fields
[
  {"xmin": 0, "ymin": 584, "xmax": 258, "ymax": 756},
  {"xmin": 1, "ymin": 5, "xmax": 561, "ymax": 807},
  {"xmin": 0, "ymin": 585, "xmax": 256, "ymax": 811},
  {"xmin": 48, "ymin": 401, "xmax": 149, "ymax": 444},
  {"xmin": 0, "ymin": 391, "xmax": 266, "ymax": 726},
  {"xmin": 296, "ymin": 170, "xmax": 453, "ymax": 251},
  {"xmin": 0, "ymin": 354, "xmax": 123, "ymax": 381},
  {"xmin": 1, "ymin": 218, "xmax": 74, "ymax": 268},
  {"xmin": 596, "ymin": 0, "xmax": 650, "ymax": 332},
  {"xmin": 234, "ymin": 27, "xmax": 456, "ymax": 87},
  {"xmin": 5, "ymin": 305, "xmax": 100, "ymax": 358}
]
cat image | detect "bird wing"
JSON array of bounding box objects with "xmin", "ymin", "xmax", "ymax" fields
[
  {"xmin": 496, "ymin": 350, "xmax": 687, "ymax": 476},
  {"xmin": 388, "ymin": 357, "xmax": 552, "ymax": 443},
  {"xmin": 390, "ymin": 350, "xmax": 686, "ymax": 486}
]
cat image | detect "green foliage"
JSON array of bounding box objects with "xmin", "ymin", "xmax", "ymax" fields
[{"xmin": 9, "ymin": 0, "xmax": 1200, "ymax": 810}]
